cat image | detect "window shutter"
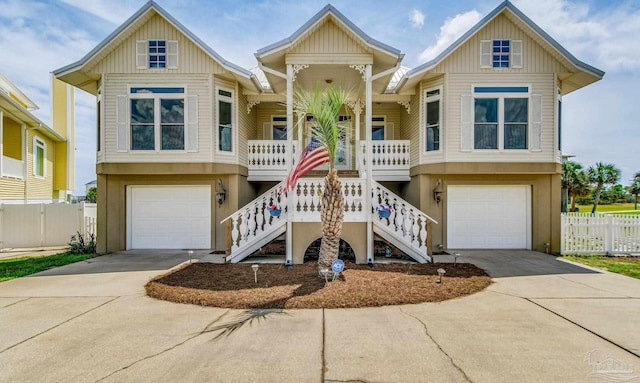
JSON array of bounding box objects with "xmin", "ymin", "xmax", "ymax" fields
[
  {"xmin": 531, "ymin": 94, "xmax": 542, "ymax": 150},
  {"xmin": 167, "ymin": 40, "xmax": 178, "ymax": 69},
  {"xmin": 186, "ymin": 95, "xmax": 198, "ymax": 152},
  {"xmin": 480, "ymin": 40, "xmax": 491, "ymax": 68},
  {"xmin": 263, "ymin": 122, "xmax": 271, "ymax": 139},
  {"xmin": 136, "ymin": 41, "xmax": 147, "ymax": 69},
  {"xmin": 511, "ymin": 40, "xmax": 523, "ymax": 68},
  {"xmin": 116, "ymin": 95, "xmax": 128, "ymax": 151},
  {"xmin": 460, "ymin": 94, "xmax": 472, "ymax": 151}
]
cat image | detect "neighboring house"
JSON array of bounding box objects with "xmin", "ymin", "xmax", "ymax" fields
[
  {"xmin": 54, "ymin": 1, "xmax": 602, "ymax": 260},
  {"xmin": 0, "ymin": 73, "xmax": 75, "ymax": 204},
  {"xmin": 85, "ymin": 179, "xmax": 97, "ymax": 194}
]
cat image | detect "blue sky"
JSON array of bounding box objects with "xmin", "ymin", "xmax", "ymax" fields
[{"xmin": 1, "ymin": 0, "xmax": 638, "ymax": 195}]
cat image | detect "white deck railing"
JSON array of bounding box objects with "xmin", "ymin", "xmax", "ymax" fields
[
  {"xmin": 561, "ymin": 213, "xmax": 640, "ymax": 255},
  {"xmin": 360, "ymin": 140, "xmax": 410, "ymax": 181},
  {"xmin": 247, "ymin": 140, "xmax": 300, "ymax": 169},
  {"xmin": 2, "ymin": 156, "xmax": 24, "ymax": 179},
  {"xmin": 290, "ymin": 178, "xmax": 366, "ymax": 222}
]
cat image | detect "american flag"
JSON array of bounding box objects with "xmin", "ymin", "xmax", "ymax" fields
[{"xmin": 281, "ymin": 138, "xmax": 329, "ymax": 194}]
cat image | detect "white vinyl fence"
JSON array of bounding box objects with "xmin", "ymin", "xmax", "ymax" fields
[
  {"xmin": 0, "ymin": 202, "xmax": 96, "ymax": 249},
  {"xmin": 561, "ymin": 213, "xmax": 640, "ymax": 255}
]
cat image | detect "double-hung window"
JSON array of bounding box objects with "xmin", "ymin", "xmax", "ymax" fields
[
  {"xmin": 129, "ymin": 87, "xmax": 185, "ymax": 151},
  {"xmin": 217, "ymin": 88, "xmax": 233, "ymax": 152},
  {"xmin": 272, "ymin": 116, "xmax": 287, "ymax": 140},
  {"xmin": 473, "ymin": 86, "xmax": 529, "ymax": 150},
  {"xmin": 33, "ymin": 137, "xmax": 46, "ymax": 178},
  {"xmin": 371, "ymin": 116, "xmax": 385, "ymax": 140},
  {"xmin": 425, "ymin": 88, "xmax": 441, "ymax": 151}
]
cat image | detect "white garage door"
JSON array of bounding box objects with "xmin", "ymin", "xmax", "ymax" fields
[
  {"xmin": 127, "ymin": 186, "xmax": 211, "ymax": 249},
  {"xmin": 447, "ymin": 186, "xmax": 530, "ymax": 249}
]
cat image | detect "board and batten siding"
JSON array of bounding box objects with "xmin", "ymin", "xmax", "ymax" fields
[
  {"xmin": 88, "ymin": 14, "xmax": 226, "ymax": 75},
  {"xmin": 431, "ymin": 14, "xmax": 570, "ymax": 75},
  {"xmin": 445, "ymin": 73, "xmax": 556, "ymax": 163},
  {"xmin": 102, "ymin": 73, "xmax": 212, "ymax": 163},
  {"xmin": 290, "ymin": 19, "xmax": 369, "ymax": 55}
]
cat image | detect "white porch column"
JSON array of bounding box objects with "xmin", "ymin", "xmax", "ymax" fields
[
  {"xmin": 286, "ymin": 64, "xmax": 294, "ymax": 265},
  {"xmin": 365, "ymin": 64, "xmax": 373, "ymax": 263}
]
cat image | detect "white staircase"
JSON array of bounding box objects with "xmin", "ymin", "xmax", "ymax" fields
[{"xmin": 222, "ymin": 178, "xmax": 437, "ymax": 264}]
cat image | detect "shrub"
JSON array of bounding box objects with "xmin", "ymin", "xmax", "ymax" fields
[{"xmin": 69, "ymin": 232, "xmax": 96, "ymax": 254}]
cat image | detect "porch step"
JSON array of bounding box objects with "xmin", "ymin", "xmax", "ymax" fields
[{"xmin": 303, "ymin": 170, "xmax": 360, "ymax": 178}]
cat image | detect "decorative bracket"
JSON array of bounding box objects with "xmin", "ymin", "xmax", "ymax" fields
[
  {"xmin": 247, "ymin": 100, "xmax": 260, "ymax": 114},
  {"xmin": 346, "ymin": 99, "xmax": 364, "ymax": 114},
  {"xmin": 397, "ymin": 100, "xmax": 411, "ymax": 114},
  {"xmin": 349, "ymin": 64, "xmax": 366, "ymax": 81},
  {"xmin": 291, "ymin": 64, "xmax": 309, "ymax": 82}
]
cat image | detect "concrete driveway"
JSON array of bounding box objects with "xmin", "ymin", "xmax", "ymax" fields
[{"xmin": 0, "ymin": 250, "xmax": 638, "ymax": 382}]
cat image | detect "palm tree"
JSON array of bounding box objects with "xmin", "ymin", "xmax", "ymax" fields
[
  {"xmin": 562, "ymin": 160, "xmax": 590, "ymax": 211},
  {"xmin": 293, "ymin": 85, "xmax": 350, "ymax": 272},
  {"xmin": 629, "ymin": 172, "xmax": 640, "ymax": 210},
  {"xmin": 587, "ymin": 162, "xmax": 621, "ymax": 214}
]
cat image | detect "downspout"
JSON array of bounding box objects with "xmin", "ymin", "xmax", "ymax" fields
[{"xmin": 23, "ymin": 125, "xmax": 38, "ymax": 204}]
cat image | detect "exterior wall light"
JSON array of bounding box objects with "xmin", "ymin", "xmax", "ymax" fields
[
  {"xmin": 433, "ymin": 179, "xmax": 444, "ymax": 206},
  {"xmin": 215, "ymin": 179, "xmax": 226, "ymax": 206}
]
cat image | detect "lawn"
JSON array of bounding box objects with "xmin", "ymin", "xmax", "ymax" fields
[
  {"xmin": 576, "ymin": 203, "xmax": 639, "ymax": 214},
  {"xmin": 564, "ymin": 255, "xmax": 640, "ymax": 279},
  {"xmin": 0, "ymin": 253, "xmax": 97, "ymax": 282}
]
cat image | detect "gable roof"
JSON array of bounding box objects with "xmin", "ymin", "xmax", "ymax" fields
[
  {"xmin": 53, "ymin": 0, "xmax": 261, "ymax": 94},
  {"xmin": 255, "ymin": 4, "xmax": 402, "ymax": 59},
  {"xmin": 396, "ymin": 0, "xmax": 604, "ymax": 94}
]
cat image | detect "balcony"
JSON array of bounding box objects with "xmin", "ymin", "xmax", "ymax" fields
[
  {"xmin": 2, "ymin": 156, "xmax": 24, "ymax": 179},
  {"xmin": 247, "ymin": 140, "xmax": 410, "ymax": 182}
]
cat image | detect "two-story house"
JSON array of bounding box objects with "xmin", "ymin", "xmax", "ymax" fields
[
  {"xmin": 0, "ymin": 74, "xmax": 75, "ymax": 204},
  {"xmin": 54, "ymin": 1, "xmax": 602, "ymax": 261}
]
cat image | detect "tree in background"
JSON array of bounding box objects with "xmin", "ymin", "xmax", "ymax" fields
[
  {"xmin": 629, "ymin": 172, "xmax": 640, "ymax": 210},
  {"xmin": 85, "ymin": 186, "xmax": 97, "ymax": 203},
  {"xmin": 587, "ymin": 162, "xmax": 621, "ymax": 214},
  {"xmin": 562, "ymin": 160, "xmax": 590, "ymax": 212}
]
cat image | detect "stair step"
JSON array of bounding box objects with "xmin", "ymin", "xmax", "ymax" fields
[{"xmin": 303, "ymin": 170, "xmax": 360, "ymax": 178}]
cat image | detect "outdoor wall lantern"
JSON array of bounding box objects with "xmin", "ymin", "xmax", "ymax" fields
[
  {"xmin": 432, "ymin": 179, "xmax": 444, "ymax": 206},
  {"xmin": 215, "ymin": 179, "xmax": 226, "ymax": 206}
]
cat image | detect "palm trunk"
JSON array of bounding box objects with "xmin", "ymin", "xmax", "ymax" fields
[
  {"xmin": 318, "ymin": 168, "xmax": 344, "ymax": 272},
  {"xmin": 591, "ymin": 185, "xmax": 603, "ymax": 214},
  {"xmin": 570, "ymin": 194, "xmax": 577, "ymax": 212}
]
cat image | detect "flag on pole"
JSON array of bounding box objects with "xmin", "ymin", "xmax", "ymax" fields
[{"xmin": 281, "ymin": 138, "xmax": 329, "ymax": 194}]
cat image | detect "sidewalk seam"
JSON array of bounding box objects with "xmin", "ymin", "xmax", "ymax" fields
[
  {"xmin": 0, "ymin": 297, "xmax": 30, "ymax": 308},
  {"xmin": 0, "ymin": 296, "xmax": 120, "ymax": 354},
  {"xmin": 399, "ymin": 307, "xmax": 473, "ymax": 383}
]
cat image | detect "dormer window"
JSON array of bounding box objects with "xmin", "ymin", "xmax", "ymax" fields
[
  {"xmin": 136, "ymin": 40, "xmax": 178, "ymax": 69},
  {"xmin": 480, "ymin": 40, "xmax": 522, "ymax": 69}
]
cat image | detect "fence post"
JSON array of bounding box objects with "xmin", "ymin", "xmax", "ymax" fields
[
  {"xmin": 39, "ymin": 203, "xmax": 45, "ymax": 247},
  {"xmin": 560, "ymin": 213, "xmax": 565, "ymax": 255},
  {"xmin": 606, "ymin": 214, "xmax": 614, "ymax": 255},
  {"xmin": 0, "ymin": 203, "xmax": 3, "ymax": 249},
  {"xmin": 79, "ymin": 202, "xmax": 85, "ymax": 236}
]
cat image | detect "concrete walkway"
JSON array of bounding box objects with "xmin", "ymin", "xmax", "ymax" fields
[{"xmin": 0, "ymin": 250, "xmax": 638, "ymax": 382}]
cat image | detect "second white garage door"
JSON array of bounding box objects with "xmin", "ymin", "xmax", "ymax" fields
[
  {"xmin": 127, "ymin": 186, "xmax": 211, "ymax": 249},
  {"xmin": 447, "ymin": 185, "xmax": 530, "ymax": 249}
]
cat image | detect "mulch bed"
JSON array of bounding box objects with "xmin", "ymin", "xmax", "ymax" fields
[{"xmin": 145, "ymin": 261, "xmax": 491, "ymax": 309}]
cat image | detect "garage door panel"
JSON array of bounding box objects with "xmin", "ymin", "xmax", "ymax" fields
[
  {"xmin": 128, "ymin": 186, "xmax": 211, "ymax": 250},
  {"xmin": 448, "ymin": 186, "xmax": 530, "ymax": 249}
]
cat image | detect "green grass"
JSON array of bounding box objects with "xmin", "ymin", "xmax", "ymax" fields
[
  {"xmin": 564, "ymin": 255, "xmax": 640, "ymax": 279},
  {"xmin": 0, "ymin": 252, "xmax": 97, "ymax": 282},
  {"xmin": 576, "ymin": 203, "xmax": 639, "ymax": 214}
]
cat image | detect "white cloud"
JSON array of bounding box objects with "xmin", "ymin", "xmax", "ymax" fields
[
  {"xmin": 409, "ymin": 9, "xmax": 424, "ymax": 29},
  {"xmin": 60, "ymin": 0, "xmax": 142, "ymax": 25},
  {"xmin": 418, "ymin": 10, "xmax": 481, "ymax": 62}
]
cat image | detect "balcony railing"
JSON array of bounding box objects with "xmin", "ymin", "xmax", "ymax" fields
[
  {"xmin": 2, "ymin": 156, "xmax": 24, "ymax": 179},
  {"xmin": 247, "ymin": 140, "xmax": 300, "ymax": 181},
  {"xmin": 360, "ymin": 140, "xmax": 410, "ymax": 181}
]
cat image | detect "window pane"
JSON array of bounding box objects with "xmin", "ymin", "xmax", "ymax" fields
[
  {"xmin": 131, "ymin": 125, "xmax": 155, "ymax": 150},
  {"xmin": 372, "ymin": 126, "xmax": 384, "ymax": 140},
  {"xmin": 426, "ymin": 100, "xmax": 440, "ymax": 151},
  {"xmin": 273, "ymin": 125, "xmax": 287, "ymax": 140},
  {"xmin": 35, "ymin": 145, "xmax": 44, "ymax": 176},
  {"xmin": 131, "ymin": 99, "xmax": 154, "ymax": 123},
  {"xmin": 161, "ymin": 99, "xmax": 184, "ymax": 123},
  {"xmin": 504, "ymin": 98, "xmax": 528, "ymax": 122},
  {"xmin": 474, "ymin": 124, "xmax": 498, "ymax": 149},
  {"xmin": 427, "ymin": 100, "xmax": 439, "ymax": 125},
  {"xmin": 427, "ymin": 126, "xmax": 439, "ymax": 151},
  {"xmin": 475, "ymin": 98, "xmax": 497, "ymax": 123},
  {"xmin": 505, "ymin": 124, "xmax": 527, "ymax": 149},
  {"xmin": 219, "ymin": 100, "xmax": 232, "ymax": 151},
  {"xmin": 162, "ymin": 125, "xmax": 184, "ymax": 150}
]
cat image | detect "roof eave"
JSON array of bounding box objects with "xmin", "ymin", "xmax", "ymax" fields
[{"xmin": 0, "ymin": 93, "xmax": 65, "ymax": 141}]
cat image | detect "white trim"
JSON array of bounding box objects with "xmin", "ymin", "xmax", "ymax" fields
[
  {"xmin": 32, "ymin": 136, "xmax": 46, "ymax": 179},
  {"xmin": 215, "ymin": 85, "xmax": 235, "ymax": 154},
  {"xmin": 424, "ymin": 86, "xmax": 442, "ymax": 153}
]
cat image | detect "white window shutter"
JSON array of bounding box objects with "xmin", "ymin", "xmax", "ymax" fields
[
  {"xmin": 531, "ymin": 94, "xmax": 542, "ymax": 150},
  {"xmin": 460, "ymin": 94, "xmax": 472, "ymax": 151},
  {"xmin": 186, "ymin": 95, "xmax": 198, "ymax": 152},
  {"xmin": 136, "ymin": 41, "xmax": 147, "ymax": 69},
  {"xmin": 512, "ymin": 40, "xmax": 523, "ymax": 68},
  {"xmin": 167, "ymin": 40, "xmax": 178, "ymax": 69},
  {"xmin": 263, "ymin": 122, "xmax": 271, "ymax": 139},
  {"xmin": 480, "ymin": 40, "xmax": 491, "ymax": 68},
  {"xmin": 116, "ymin": 95, "xmax": 129, "ymax": 151}
]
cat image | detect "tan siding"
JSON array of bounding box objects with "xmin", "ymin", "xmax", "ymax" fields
[
  {"xmin": 432, "ymin": 14, "xmax": 570, "ymax": 74},
  {"xmin": 445, "ymin": 73, "xmax": 556, "ymax": 163},
  {"xmin": 400, "ymin": 90, "xmax": 421, "ymax": 167},
  {"xmin": 2, "ymin": 117, "xmax": 22, "ymax": 159},
  {"xmin": 26, "ymin": 131, "xmax": 54, "ymax": 200},
  {"xmin": 371, "ymin": 104, "xmax": 401, "ymax": 139},
  {"xmin": 89, "ymin": 14, "xmax": 225, "ymax": 75},
  {"xmin": 102, "ymin": 73, "xmax": 212, "ymax": 163},
  {"xmin": 256, "ymin": 104, "xmax": 285, "ymax": 140},
  {"xmin": 291, "ymin": 19, "xmax": 368, "ymax": 55},
  {"xmin": 0, "ymin": 177, "xmax": 24, "ymax": 200},
  {"xmin": 237, "ymin": 89, "xmax": 256, "ymax": 167}
]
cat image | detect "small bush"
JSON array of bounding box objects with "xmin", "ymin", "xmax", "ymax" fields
[{"xmin": 69, "ymin": 232, "xmax": 96, "ymax": 254}]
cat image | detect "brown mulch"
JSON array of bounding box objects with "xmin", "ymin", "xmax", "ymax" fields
[{"xmin": 145, "ymin": 261, "xmax": 491, "ymax": 309}]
